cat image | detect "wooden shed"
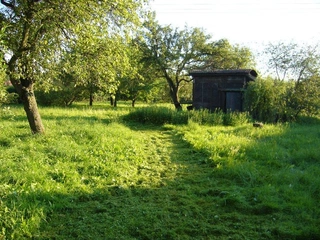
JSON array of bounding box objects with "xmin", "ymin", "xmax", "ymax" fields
[{"xmin": 190, "ymin": 69, "xmax": 258, "ymax": 112}]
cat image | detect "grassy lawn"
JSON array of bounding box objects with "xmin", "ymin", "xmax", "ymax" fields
[{"xmin": 0, "ymin": 104, "xmax": 320, "ymax": 239}]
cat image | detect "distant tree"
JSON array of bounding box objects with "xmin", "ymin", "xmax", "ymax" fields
[
  {"xmin": 0, "ymin": 0, "xmax": 147, "ymax": 134},
  {"xmin": 139, "ymin": 17, "xmax": 212, "ymax": 110},
  {"xmin": 63, "ymin": 31, "xmax": 130, "ymax": 106},
  {"xmin": 264, "ymin": 42, "xmax": 319, "ymax": 82},
  {"xmin": 112, "ymin": 40, "xmax": 161, "ymax": 107}
]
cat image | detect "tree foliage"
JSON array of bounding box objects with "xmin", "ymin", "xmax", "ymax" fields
[{"xmin": 115, "ymin": 38, "xmax": 168, "ymax": 106}]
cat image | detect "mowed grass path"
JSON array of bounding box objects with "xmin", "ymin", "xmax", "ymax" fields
[
  {"xmin": 36, "ymin": 125, "xmax": 225, "ymax": 239},
  {"xmin": 1, "ymin": 105, "xmax": 320, "ymax": 239}
]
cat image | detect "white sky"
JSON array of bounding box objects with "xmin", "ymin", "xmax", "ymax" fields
[{"xmin": 149, "ymin": 0, "xmax": 320, "ymax": 73}]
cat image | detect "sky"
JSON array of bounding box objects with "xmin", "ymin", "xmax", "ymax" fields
[{"xmin": 149, "ymin": 0, "xmax": 320, "ymax": 73}]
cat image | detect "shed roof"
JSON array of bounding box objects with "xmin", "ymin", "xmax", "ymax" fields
[{"xmin": 189, "ymin": 69, "xmax": 258, "ymax": 80}]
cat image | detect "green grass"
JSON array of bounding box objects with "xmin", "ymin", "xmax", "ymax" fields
[{"xmin": 1, "ymin": 104, "xmax": 320, "ymax": 239}]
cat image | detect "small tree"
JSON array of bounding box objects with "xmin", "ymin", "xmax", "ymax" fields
[
  {"xmin": 65, "ymin": 31, "xmax": 132, "ymax": 106},
  {"xmin": 35, "ymin": 70, "xmax": 86, "ymax": 106}
]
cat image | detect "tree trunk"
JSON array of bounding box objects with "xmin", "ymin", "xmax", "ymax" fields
[
  {"xmin": 113, "ymin": 91, "xmax": 120, "ymax": 107},
  {"xmin": 19, "ymin": 80, "xmax": 45, "ymax": 134},
  {"xmin": 174, "ymin": 102, "xmax": 182, "ymax": 111},
  {"xmin": 132, "ymin": 99, "xmax": 136, "ymax": 107},
  {"xmin": 110, "ymin": 96, "xmax": 114, "ymax": 106},
  {"xmin": 166, "ymin": 78, "xmax": 182, "ymax": 111},
  {"xmin": 170, "ymin": 91, "xmax": 182, "ymax": 111},
  {"xmin": 89, "ymin": 92, "xmax": 93, "ymax": 106}
]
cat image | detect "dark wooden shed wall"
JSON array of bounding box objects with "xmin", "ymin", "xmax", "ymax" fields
[{"xmin": 190, "ymin": 69, "xmax": 257, "ymax": 112}]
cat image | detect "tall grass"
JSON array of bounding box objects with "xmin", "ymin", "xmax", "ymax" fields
[
  {"xmin": 1, "ymin": 103, "xmax": 319, "ymax": 239},
  {"xmin": 124, "ymin": 106, "xmax": 251, "ymax": 126}
]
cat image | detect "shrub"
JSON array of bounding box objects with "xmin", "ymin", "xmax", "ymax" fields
[{"xmin": 187, "ymin": 108, "xmax": 211, "ymax": 125}]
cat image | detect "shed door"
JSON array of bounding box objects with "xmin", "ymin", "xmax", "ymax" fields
[{"xmin": 226, "ymin": 92, "xmax": 242, "ymax": 111}]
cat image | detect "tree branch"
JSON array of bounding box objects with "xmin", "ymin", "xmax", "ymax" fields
[
  {"xmin": 178, "ymin": 78, "xmax": 192, "ymax": 83},
  {"xmin": 1, "ymin": 0, "xmax": 15, "ymax": 9},
  {"xmin": 1, "ymin": 0, "xmax": 42, "ymax": 9}
]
